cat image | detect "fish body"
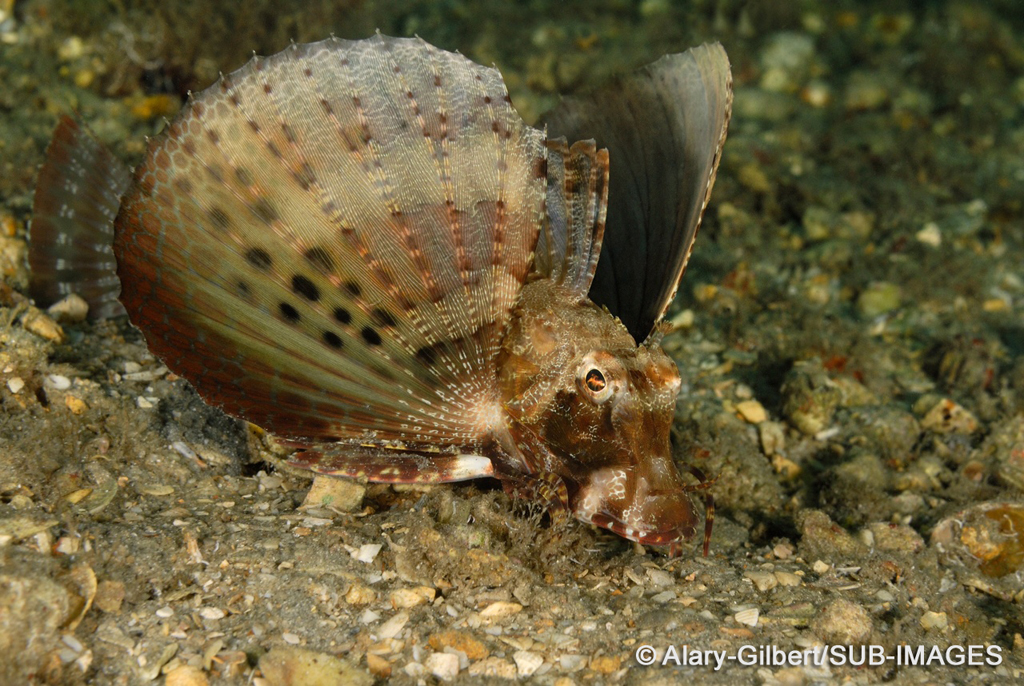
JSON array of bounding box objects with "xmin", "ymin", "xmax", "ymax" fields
[{"xmin": 30, "ymin": 35, "xmax": 731, "ymax": 555}]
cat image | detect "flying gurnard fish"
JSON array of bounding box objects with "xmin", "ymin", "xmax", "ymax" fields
[{"xmin": 29, "ymin": 34, "xmax": 731, "ymax": 556}]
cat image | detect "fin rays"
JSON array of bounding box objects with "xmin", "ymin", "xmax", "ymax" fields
[{"xmin": 114, "ymin": 35, "xmax": 547, "ymax": 447}]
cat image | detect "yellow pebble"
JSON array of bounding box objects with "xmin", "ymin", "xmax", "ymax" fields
[
  {"xmin": 74, "ymin": 69, "xmax": 95, "ymax": 89},
  {"xmin": 131, "ymin": 94, "xmax": 180, "ymax": 121},
  {"xmin": 736, "ymin": 399, "xmax": 768, "ymax": 424},
  {"xmin": 64, "ymin": 395, "xmax": 88, "ymax": 415}
]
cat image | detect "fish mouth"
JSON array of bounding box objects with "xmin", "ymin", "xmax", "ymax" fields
[{"xmin": 584, "ymin": 512, "xmax": 696, "ymax": 549}]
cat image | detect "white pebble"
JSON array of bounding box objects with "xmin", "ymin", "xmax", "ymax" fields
[
  {"xmin": 353, "ymin": 543, "xmax": 382, "ymax": 563},
  {"xmin": 559, "ymin": 654, "xmax": 586, "ymax": 671},
  {"xmin": 426, "ymin": 652, "xmax": 459, "ymax": 681},
  {"xmin": 377, "ymin": 612, "xmax": 409, "ymax": 639},
  {"xmin": 916, "ymin": 222, "xmax": 942, "ymax": 247},
  {"xmin": 735, "ymin": 607, "xmax": 760, "ymax": 627},
  {"xmin": 47, "ymin": 374, "xmax": 71, "ymax": 390},
  {"xmin": 513, "ymin": 651, "xmax": 544, "ymax": 677},
  {"xmin": 156, "ymin": 606, "xmax": 173, "ymax": 618},
  {"xmin": 199, "ymin": 607, "xmax": 225, "ymax": 620},
  {"xmin": 282, "ymin": 632, "xmax": 301, "ymax": 645},
  {"xmin": 6, "ymin": 377, "xmax": 24, "ymax": 394}
]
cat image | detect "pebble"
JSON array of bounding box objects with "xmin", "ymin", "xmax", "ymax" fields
[
  {"xmin": 646, "ymin": 569, "xmax": 674, "ymax": 587},
  {"xmin": 812, "ymin": 599, "xmax": 873, "ymax": 644},
  {"xmin": 301, "ymin": 476, "xmax": 365, "ymax": 512},
  {"xmin": 156, "ymin": 606, "xmax": 174, "ymax": 618},
  {"xmin": 758, "ymin": 421, "xmax": 786, "ymax": 456},
  {"xmin": 46, "ymin": 374, "xmax": 71, "ymax": 390},
  {"xmin": 131, "ymin": 94, "xmax": 179, "ymax": 120},
  {"xmin": 428, "ymin": 631, "xmax": 489, "ymax": 660},
  {"xmin": 917, "ymin": 222, "xmax": 942, "ymax": 247},
  {"xmin": 57, "ymin": 35, "xmax": 85, "ymax": 60},
  {"xmin": 377, "ymin": 612, "xmax": 409, "ymax": 639},
  {"xmin": 979, "ymin": 417, "xmax": 1024, "ymax": 492},
  {"xmin": 46, "ymin": 293, "xmax": 89, "ymax": 322},
  {"xmin": 365, "ymin": 654, "xmax": 391, "ymax": 678},
  {"xmin": 353, "ymin": 543, "xmax": 383, "ymax": 563},
  {"xmin": 801, "ymin": 80, "xmax": 832, "ymax": 108},
  {"xmin": 467, "ymin": 657, "xmax": 516, "ymax": 678},
  {"xmin": 479, "ymin": 601, "xmax": 522, "ymax": 621},
  {"xmin": 345, "ymin": 584, "xmax": 376, "ymax": 605},
  {"xmin": 736, "ymin": 399, "xmax": 768, "ymax": 424},
  {"xmin": 559, "ymin": 654, "xmax": 587, "ymax": 672},
  {"xmin": 798, "ymin": 510, "xmax": 867, "ymax": 560},
  {"xmin": 917, "ymin": 397, "xmax": 979, "ymax": 435},
  {"xmin": 513, "ymin": 650, "xmax": 544, "ymax": 677},
  {"xmin": 590, "ymin": 654, "xmax": 621, "ymax": 674},
  {"xmin": 920, "ymin": 611, "xmax": 948, "ymax": 631},
  {"xmin": 745, "ymin": 571, "xmax": 778, "ymax": 592},
  {"xmin": 64, "ymin": 395, "xmax": 88, "ymax": 414},
  {"xmin": 735, "ymin": 607, "xmax": 760, "ymax": 627},
  {"xmin": 774, "ymin": 571, "xmax": 802, "ymax": 587},
  {"xmin": 199, "ymin": 607, "xmax": 226, "ymax": 620},
  {"xmin": 390, "ymin": 587, "xmax": 435, "ymax": 609},
  {"xmin": 22, "ymin": 309, "xmax": 64, "ymax": 342},
  {"xmin": 164, "ymin": 665, "xmax": 208, "ymax": 686},
  {"xmin": 781, "ymin": 361, "xmax": 841, "ymax": 436},
  {"xmin": 650, "ymin": 590, "xmax": 676, "ymax": 604},
  {"xmin": 87, "ymin": 581, "xmax": 122, "ymax": 617},
  {"xmin": 6, "ymin": 377, "xmax": 24, "ymax": 393},
  {"xmin": 864, "ymin": 522, "xmax": 925, "ymax": 553},
  {"xmin": 856, "ymin": 281, "xmax": 902, "ymax": 318},
  {"xmin": 425, "ymin": 652, "xmax": 460, "ymax": 681}
]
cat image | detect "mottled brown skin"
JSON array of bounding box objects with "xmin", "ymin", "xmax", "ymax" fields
[{"xmin": 497, "ymin": 278, "xmax": 704, "ymax": 554}]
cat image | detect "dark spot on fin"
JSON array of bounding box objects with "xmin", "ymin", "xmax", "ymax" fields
[
  {"xmin": 245, "ymin": 248, "xmax": 273, "ymax": 270},
  {"xmin": 292, "ymin": 274, "xmax": 320, "ymax": 301},
  {"xmin": 251, "ymin": 197, "xmax": 279, "ymax": 224},
  {"xmin": 361, "ymin": 327, "xmax": 382, "ymax": 345},
  {"xmin": 372, "ymin": 308, "xmax": 396, "ymax": 328},
  {"xmin": 415, "ymin": 346, "xmax": 437, "ymax": 365},
  {"xmin": 323, "ymin": 330, "xmax": 343, "ymax": 349},
  {"xmin": 304, "ymin": 246, "xmax": 334, "ymax": 272},
  {"xmin": 207, "ymin": 206, "xmax": 231, "ymax": 230},
  {"xmin": 280, "ymin": 302, "xmax": 300, "ymax": 322}
]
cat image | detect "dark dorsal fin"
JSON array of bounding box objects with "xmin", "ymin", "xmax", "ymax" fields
[
  {"xmin": 29, "ymin": 115, "xmax": 129, "ymax": 320},
  {"xmin": 541, "ymin": 43, "xmax": 732, "ymax": 343}
]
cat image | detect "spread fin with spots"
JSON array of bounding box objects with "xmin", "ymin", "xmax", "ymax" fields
[{"xmin": 115, "ymin": 34, "xmax": 547, "ymax": 447}]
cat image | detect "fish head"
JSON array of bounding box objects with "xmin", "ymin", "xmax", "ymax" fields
[
  {"xmin": 500, "ymin": 280, "xmax": 703, "ymax": 553},
  {"xmin": 564, "ymin": 345, "xmax": 700, "ymax": 551}
]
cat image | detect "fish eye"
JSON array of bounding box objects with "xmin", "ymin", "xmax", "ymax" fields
[
  {"xmin": 580, "ymin": 366, "xmax": 613, "ymax": 403},
  {"xmin": 585, "ymin": 369, "xmax": 606, "ymax": 392}
]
